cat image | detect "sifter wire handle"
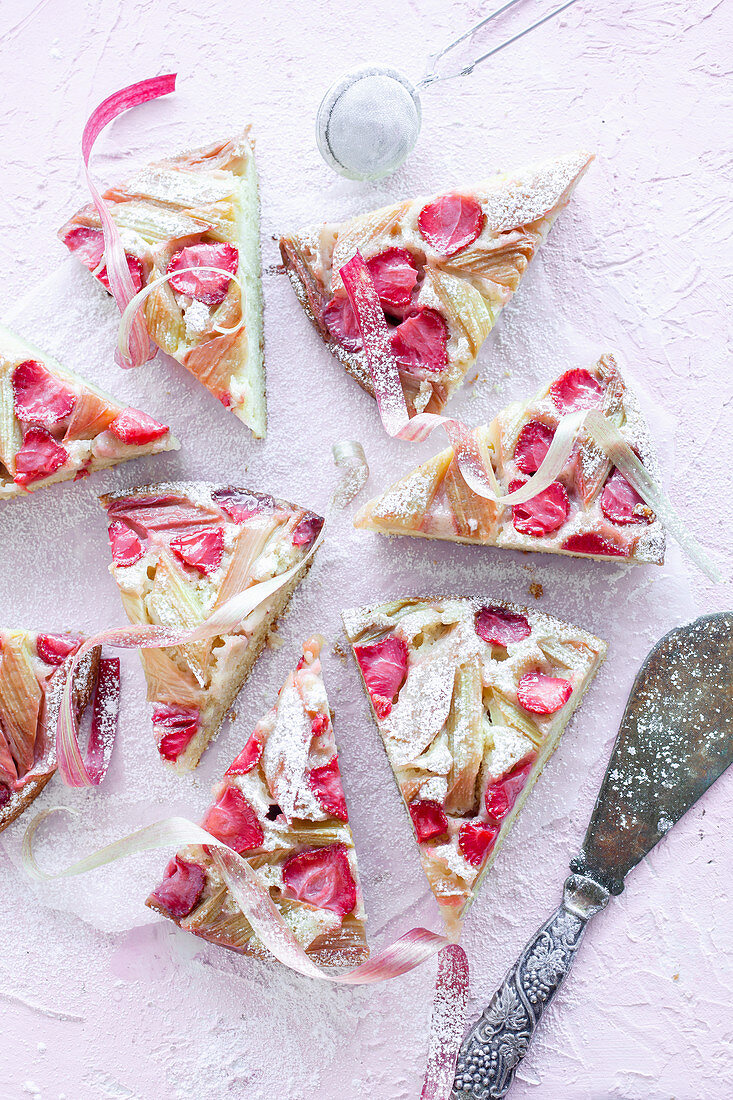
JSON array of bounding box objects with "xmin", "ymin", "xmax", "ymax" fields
[{"xmin": 419, "ymin": 0, "xmax": 581, "ymax": 89}]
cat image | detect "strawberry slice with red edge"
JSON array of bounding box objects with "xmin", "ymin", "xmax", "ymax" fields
[
  {"xmin": 517, "ymin": 671, "xmax": 573, "ymax": 715},
  {"xmin": 12, "ymin": 360, "xmax": 76, "ymax": 426},
  {"xmin": 562, "ymin": 531, "xmax": 629, "ymax": 558},
  {"xmin": 108, "ymin": 520, "xmax": 144, "ymax": 566},
  {"xmin": 203, "ymin": 786, "xmax": 264, "ymax": 853},
  {"xmin": 510, "ymin": 478, "xmax": 569, "ymax": 537},
  {"xmin": 62, "ymin": 226, "xmax": 143, "ymax": 294},
  {"xmin": 353, "ymin": 634, "xmax": 408, "ymax": 719},
  {"xmin": 292, "ymin": 513, "xmax": 324, "ymax": 547},
  {"xmin": 308, "ymin": 756, "xmax": 349, "ymax": 822},
  {"xmin": 14, "ymin": 428, "xmax": 68, "ymax": 486},
  {"xmin": 323, "ymin": 295, "xmax": 362, "ymax": 352},
  {"xmin": 514, "ymin": 420, "xmax": 555, "ymax": 475},
  {"xmin": 458, "ymin": 821, "xmax": 500, "ymax": 867},
  {"xmin": 417, "ymin": 193, "xmax": 485, "ymax": 256},
  {"xmin": 108, "ymin": 409, "xmax": 169, "ymax": 446},
  {"xmin": 36, "ymin": 634, "xmax": 82, "ymax": 666},
  {"xmin": 61, "ymin": 225, "xmax": 105, "ymax": 269},
  {"xmin": 153, "ymin": 704, "xmax": 201, "ymax": 762},
  {"xmin": 409, "ymin": 799, "xmax": 449, "ymax": 842},
  {"xmin": 168, "ymin": 242, "xmax": 239, "ymax": 306},
  {"xmin": 475, "ymin": 605, "xmax": 531, "ymax": 647},
  {"xmin": 170, "ymin": 527, "xmax": 224, "ymax": 574},
  {"xmin": 549, "ymin": 368, "xmax": 604, "ymax": 413},
  {"xmin": 485, "ymin": 755, "xmax": 536, "ymax": 822},
  {"xmin": 225, "ymin": 732, "xmax": 264, "ymax": 776},
  {"xmin": 601, "ymin": 469, "xmax": 652, "ymax": 525},
  {"xmin": 150, "ymin": 855, "xmax": 206, "ymax": 919},
  {"xmin": 366, "ymin": 247, "xmax": 418, "ymax": 315},
  {"xmin": 390, "ymin": 308, "xmax": 448, "ymax": 375},
  {"xmin": 282, "ymin": 843, "xmax": 357, "ymax": 917}
]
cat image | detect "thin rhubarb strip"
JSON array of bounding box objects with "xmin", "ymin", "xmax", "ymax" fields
[
  {"xmin": 330, "ymin": 440, "xmax": 369, "ymax": 509},
  {"xmin": 117, "ymin": 267, "xmax": 243, "ymax": 364},
  {"xmin": 340, "ymin": 252, "xmax": 720, "ymax": 581},
  {"xmin": 82, "ymin": 75, "xmax": 177, "ymax": 368},
  {"xmin": 23, "ymin": 808, "xmax": 468, "ymax": 1099},
  {"xmin": 83, "ymin": 658, "xmax": 121, "ymax": 784},
  {"xmin": 56, "ymin": 529, "xmax": 324, "ymax": 787}
]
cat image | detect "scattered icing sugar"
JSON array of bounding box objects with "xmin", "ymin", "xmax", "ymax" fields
[{"xmin": 0, "ymin": 141, "xmax": 711, "ymax": 1100}]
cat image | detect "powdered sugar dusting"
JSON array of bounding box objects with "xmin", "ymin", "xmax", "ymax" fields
[{"xmin": 0, "ymin": 8, "xmax": 728, "ymax": 1096}]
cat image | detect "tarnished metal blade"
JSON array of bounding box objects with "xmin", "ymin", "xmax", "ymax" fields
[{"xmin": 572, "ymin": 612, "xmax": 733, "ymax": 893}]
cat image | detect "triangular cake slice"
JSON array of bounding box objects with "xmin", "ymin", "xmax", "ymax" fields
[
  {"xmin": 356, "ymin": 355, "xmax": 666, "ymax": 564},
  {"xmin": 0, "ymin": 630, "xmax": 104, "ymax": 830},
  {"xmin": 280, "ymin": 151, "xmax": 593, "ymax": 415},
  {"xmin": 100, "ymin": 483, "xmax": 324, "ymax": 771},
  {"xmin": 343, "ymin": 598, "xmax": 605, "ymax": 932},
  {"xmin": 147, "ymin": 635, "xmax": 368, "ymax": 967},
  {"xmin": 0, "ymin": 324, "xmax": 177, "ymax": 501},
  {"xmin": 59, "ymin": 132, "xmax": 265, "ymax": 437}
]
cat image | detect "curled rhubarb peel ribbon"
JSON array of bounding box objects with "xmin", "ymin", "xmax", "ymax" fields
[
  {"xmin": 330, "ymin": 440, "xmax": 369, "ymax": 510},
  {"xmin": 82, "ymin": 75, "xmax": 177, "ymax": 368},
  {"xmin": 117, "ymin": 267, "xmax": 244, "ymax": 365},
  {"xmin": 23, "ymin": 809, "xmax": 468, "ymax": 1099},
  {"xmin": 56, "ymin": 533, "xmax": 324, "ymax": 787},
  {"xmin": 340, "ymin": 252, "xmax": 721, "ymax": 582}
]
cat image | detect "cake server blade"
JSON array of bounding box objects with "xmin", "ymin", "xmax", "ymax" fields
[
  {"xmin": 452, "ymin": 611, "xmax": 733, "ymax": 1099},
  {"xmin": 572, "ymin": 610, "xmax": 733, "ymax": 892}
]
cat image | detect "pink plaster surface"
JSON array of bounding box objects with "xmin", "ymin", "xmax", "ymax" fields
[{"xmin": 0, "ymin": 1, "xmax": 731, "ymax": 1098}]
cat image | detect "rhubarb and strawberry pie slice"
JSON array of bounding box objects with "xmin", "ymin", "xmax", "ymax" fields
[
  {"xmin": 355, "ymin": 355, "xmax": 666, "ymax": 565},
  {"xmin": 147, "ymin": 635, "xmax": 368, "ymax": 967},
  {"xmin": 100, "ymin": 483, "xmax": 324, "ymax": 771},
  {"xmin": 342, "ymin": 598, "xmax": 605, "ymax": 932},
  {"xmin": 59, "ymin": 131, "xmax": 266, "ymax": 437},
  {"xmin": 0, "ymin": 630, "xmax": 118, "ymax": 830},
  {"xmin": 0, "ymin": 324, "xmax": 177, "ymax": 500},
  {"xmin": 280, "ymin": 151, "xmax": 593, "ymax": 416}
]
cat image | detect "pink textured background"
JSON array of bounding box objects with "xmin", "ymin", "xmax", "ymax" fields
[{"xmin": 0, "ymin": 1, "xmax": 731, "ymax": 1098}]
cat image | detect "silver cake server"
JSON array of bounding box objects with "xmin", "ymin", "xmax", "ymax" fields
[{"xmin": 451, "ymin": 610, "xmax": 733, "ymax": 1099}]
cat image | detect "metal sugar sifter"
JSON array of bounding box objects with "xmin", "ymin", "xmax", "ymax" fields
[{"xmin": 316, "ymin": 0, "xmax": 581, "ymax": 180}]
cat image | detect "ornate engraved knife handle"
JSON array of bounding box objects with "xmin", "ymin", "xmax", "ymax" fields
[{"xmin": 451, "ymin": 873, "xmax": 610, "ymax": 1100}]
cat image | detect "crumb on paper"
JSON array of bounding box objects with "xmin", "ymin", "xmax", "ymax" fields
[{"xmin": 529, "ymin": 581, "xmax": 543, "ymax": 599}]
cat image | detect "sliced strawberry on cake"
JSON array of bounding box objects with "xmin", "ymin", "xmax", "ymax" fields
[
  {"xmin": 355, "ymin": 354, "xmax": 665, "ymax": 565},
  {"xmin": 0, "ymin": 630, "xmax": 119, "ymax": 830},
  {"xmin": 343, "ymin": 598, "xmax": 605, "ymax": 933},
  {"xmin": 59, "ymin": 132, "xmax": 266, "ymax": 438},
  {"xmin": 280, "ymin": 151, "xmax": 593, "ymax": 416},
  {"xmin": 147, "ymin": 635, "xmax": 368, "ymax": 967},
  {"xmin": 99, "ymin": 483, "xmax": 324, "ymax": 771},
  {"xmin": 0, "ymin": 324, "xmax": 177, "ymax": 501}
]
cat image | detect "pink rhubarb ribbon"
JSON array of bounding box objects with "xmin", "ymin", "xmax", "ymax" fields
[
  {"xmin": 82, "ymin": 74, "xmax": 177, "ymax": 368},
  {"xmin": 23, "ymin": 810, "xmax": 469, "ymax": 1098}
]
